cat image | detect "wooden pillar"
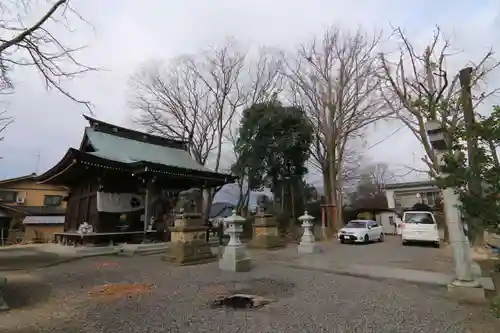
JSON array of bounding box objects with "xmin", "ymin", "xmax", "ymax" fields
[{"xmin": 320, "ymin": 203, "xmax": 336, "ymax": 238}]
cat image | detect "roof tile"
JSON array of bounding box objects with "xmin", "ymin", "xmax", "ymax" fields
[{"xmin": 85, "ymin": 127, "xmax": 214, "ymax": 173}]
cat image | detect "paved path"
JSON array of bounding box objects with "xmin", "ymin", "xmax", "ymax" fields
[
  {"xmin": 310, "ymin": 236, "xmax": 455, "ymax": 273},
  {"xmin": 0, "ymin": 247, "xmax": 72, "ymax": 271},
  {"xmin": 248, "ymin": 238, "xmax": 494, "ymax": 290},
  {"xmin": 1, "ymin": 255, "xmax": 499, "ymax": 333},
  {"xmin": 248, "ymin": 236, "xmax": 455, "ymax": 274}
]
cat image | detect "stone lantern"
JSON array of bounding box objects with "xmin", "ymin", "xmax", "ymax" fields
[
  {"xmin": 219, "ymin": 210, "xmax": 251, "ymax": 272},
  {"xmin": 298, "ymin": 210, "xmax": 319, "ymax": 254}
]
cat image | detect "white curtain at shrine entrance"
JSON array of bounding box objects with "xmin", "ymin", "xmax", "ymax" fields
[{"xmin": 96, "ymin": 192, "xmax": 145, "ymax": 213}]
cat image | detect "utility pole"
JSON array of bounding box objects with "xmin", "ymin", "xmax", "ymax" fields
[
  {"xmin": 460, "ymin": 67, "xmax": 483, "ymax": 246},
  {"xmin": 34, "ymin": 151, "xmax": 41, "ymax": 174}
]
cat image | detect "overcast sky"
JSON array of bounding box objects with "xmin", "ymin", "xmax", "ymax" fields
[{"xmin": 1, "ymin": 0, "xmax": 500, "ymax": 189}]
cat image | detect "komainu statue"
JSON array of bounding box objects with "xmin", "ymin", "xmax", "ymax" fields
[
  {"xmin": 256, "ymin": 194, "xmax": 274, "ymax": 215},
  {"xmin": 175, "ymin": 188, "xmax": 203, "ymax": 214}
]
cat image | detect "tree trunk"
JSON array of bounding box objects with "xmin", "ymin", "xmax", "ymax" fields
[
  {"xmin": 337, "ymin": 192, "xmax": 343, "ymax": 227},
  {"xmin": 471, "ymin": 228, "xmax": 487, "ymax": 249},
  {"xmin": 202, "ymin": 188, "xmax": 214, "ymax": 222},
  {"xmin": 235, "ymin": 177, "xmax": 247, "ymax": 214},
  {"xmin": 322, "ymin": 167, "xmax": 334, "ymax": 239},
  {"xmin": 328, "ymin": 161, "xmax": 337, "ymax": 231},
  {"xmin": 336, "ymin": 174, "xmax": 344, "ymax": 228},
  {"xmin": 443, "ymin": 224, "xmax": 450, "ymax": 243}
]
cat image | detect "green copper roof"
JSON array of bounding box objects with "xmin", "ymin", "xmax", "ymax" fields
[{"xmin": 85, "ymin": 127, "xmax": 213, "ymax": 173}]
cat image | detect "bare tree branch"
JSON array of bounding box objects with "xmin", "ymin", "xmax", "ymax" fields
[
  {"xmin": 347, "ymin": 162, "xmax": 394, "ymax": 208},
  {"xmin": 129, "ymin": 41, "xmax": 284, "ymax": 219},
  {"xmin": 0, "ymin": 0, "xmax": 97, "ymax": 111},
  {"xmin": 284, "ymin": 26, "xmax": 387, "ymax": 230},
  {"xmin": 129, "ymin": 42, "xmax": 284, "ymax": 170},
  {"xmin": 129, "ymin": 57, "xmax": 217, "ymax": 166},
  {"xmin": 379, "ymin": 26, "xmax": 500, "ymax": 177},
  {"xmin": 0, "ymin": 110, "xmax": 13, "ymax": 159}
]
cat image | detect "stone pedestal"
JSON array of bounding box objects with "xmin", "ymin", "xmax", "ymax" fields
[
  {"xmin": 447, "ymin": 279, "xmax": 486, "ymax": 304},
  {"xmin": 162, "ymin": 213, "xmax": 216, "ymax": 265},
  {"xmin": 0, "ymin": 275, "xmax": 8, "ymax": 311},
  {"xmin": 248, "ymin": 213, "xmax": 285, "ymax": 249},
  {"xmin": 219, "ymin": 210, "xmax": 251, "ymax": 272},
  {"xmin": 298, "ymin": 211, "xmax": 320, "ymax": 254}
]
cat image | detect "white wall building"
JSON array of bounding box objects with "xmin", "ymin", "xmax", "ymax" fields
[
  {"xmin": 384, "ymin": 180, "xmax": 440, "ymax": 211},
  {"xmin": 382, "ymin": 180, "xmax": 441, "ymax": 236}
]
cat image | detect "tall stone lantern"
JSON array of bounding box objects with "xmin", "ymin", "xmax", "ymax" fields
[
  {"xmin": 298, "ymin": 210, "xmax": 319, "ymax": 254},
  {"xmin": 219, "ymin": 210, "xmax": 251, "ymax": 272}
]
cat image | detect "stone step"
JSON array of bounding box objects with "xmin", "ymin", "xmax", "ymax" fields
[{"xmin": 119, "ymin": 243, "xmax": 169, "ymax": 256}]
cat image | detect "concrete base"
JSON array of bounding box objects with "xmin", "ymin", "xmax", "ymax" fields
[
  {"xmin": 0, "ymin": 275, "xmax": 8, "ymax": 311},
  {"xmin": 218, "ymin": 245, "xmax": 251, "ymax": 272},
  {"xmin": 248, "ymin": 235, "xmax": 286, "ymax": 249},
  {"xmin": 298, "ymin": 242, "xmax": 320, "ymax": 254},
  {"xmin": 120, "ymin": 242, "xmax": 169, "ymax": 256},
  {"xmin": 73, "ymin": 245, "xmax": 121, "ymax": 256},
  {"xmin": 248, "ymin": 214, "xmax": 285, "ymax": 250},
  {"xmin": 447, "ymin": 279, "xmax": 487, "ymax": 304},
  {"xmin": 162, "ymin": 240, "xmax": 216, "ymax": 266},
  {"xmin": 163, "ymin": 216, "xmax": 217, "ymax": 266}
]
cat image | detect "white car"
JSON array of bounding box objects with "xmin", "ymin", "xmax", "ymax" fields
[
  {"xmin": 338, "ymin": 220, "xmax": 384, "ymax": 244},
  {"xmin": 401, "ymin": 211, "xmax": 440, "ymax": 247}
]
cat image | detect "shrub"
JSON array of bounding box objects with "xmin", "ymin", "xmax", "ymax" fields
[{"xmin": 491, "ymin": 295, "xmax": 500, "ymax": 318}]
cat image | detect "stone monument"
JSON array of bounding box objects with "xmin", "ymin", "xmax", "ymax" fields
[
  {"xmin": 0, "ymin": 275, "xmax": 7, "ymax": 311},
  {"xmin": 298, "ymin": 210, "xmax": 319, "ymax": 254},
  {"xmin": 219, "ymin": 210, "xmax": 251, "ymax": 272},
  {"xmin": 248, "ymin": 194, "xmax": 285, "ymax": 249},
  {"xmin": 162, "ymin": 188, "xmax": 216, "ymax": 265}
]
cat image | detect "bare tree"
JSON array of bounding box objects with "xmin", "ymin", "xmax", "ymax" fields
[
  {"xmin": 130, "ymin": 42, "xmax": 283, "ymax": 167},
  {"xmin": 363, "ymin": 162, "xmax": 394, "ymax": 195},
  {"xmin": 129, "ymin": 56, "xmax": 218, "ymax": 166},
  {"xmin": 224, "ymin": 124, "xmax": 251, "ymax": 215},
  {"xmin": 221, "ymin": 48, "xmax": 284, "ymax": 215},
  {"xmin": 347, "ymin": 162, "xmax": 394, "ymax": 209},
  {"xmin": 129, "ymin": 41, "xmax": 284, "ymax": 217},
  {"xmin": 0, "ymin": 110, "xmax": 13, "ymax": 158},
  {"xmin": 0, "ymin": 0, "xmax": 96, "ymax": 110},
  {"xmin": 285, "ymin": 27, "xmax": 388, "ymax": 231},
  {"xmin": 379, "ymin": 26, "xmax": 500, "ymax": 177}
]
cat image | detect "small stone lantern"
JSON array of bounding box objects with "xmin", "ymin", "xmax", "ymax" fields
[
  {"xmin": 298, "ymin": 210, "xmax": 319, "ymax": 254},
  {"xmin": 219, "ymin": 210, "xmax": 251, "ymax": 272}
]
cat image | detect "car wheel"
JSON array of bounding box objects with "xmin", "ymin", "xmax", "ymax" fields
[
  {"xmin": 433, "ymin": 242, "xmax": 440, "ymax": 248},
  {"xmin": 378, "ymin": 233, "xmax": 384, "ymax": 242},
  {"xmin": 340, "ymin": 239, "xmax": 345, "ymax": 244},
  {"xmin": 402, "ymin": 240, "xmax": 407, "ymax": 246},
  {"xmin": 364, "ymin": 234, "xmax": 369, "ymax": 243}
]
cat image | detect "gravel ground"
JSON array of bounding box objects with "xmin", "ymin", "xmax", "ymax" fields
[{"xmin": 0, "ymin": 254, "xmax": 498, "ymax": 333}]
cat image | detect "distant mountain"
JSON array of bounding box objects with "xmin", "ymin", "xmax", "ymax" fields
[{"xmin": 213, "ymin": 183, "xmax": 273, "ymax": 209}]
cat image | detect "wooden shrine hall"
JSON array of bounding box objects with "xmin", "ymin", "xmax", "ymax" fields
[{"xmin": 35, "ymin": 115, "xmax": 234, "ymax": 245}]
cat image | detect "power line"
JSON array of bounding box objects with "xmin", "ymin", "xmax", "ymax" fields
[{"xmin": 367, "ymin": 126, "xmax": 404, "ymax": 150}]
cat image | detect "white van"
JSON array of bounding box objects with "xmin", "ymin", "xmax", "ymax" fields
[{"xmin": 401, "ymin": 211, "xmax": 440, "ymax": 247}]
